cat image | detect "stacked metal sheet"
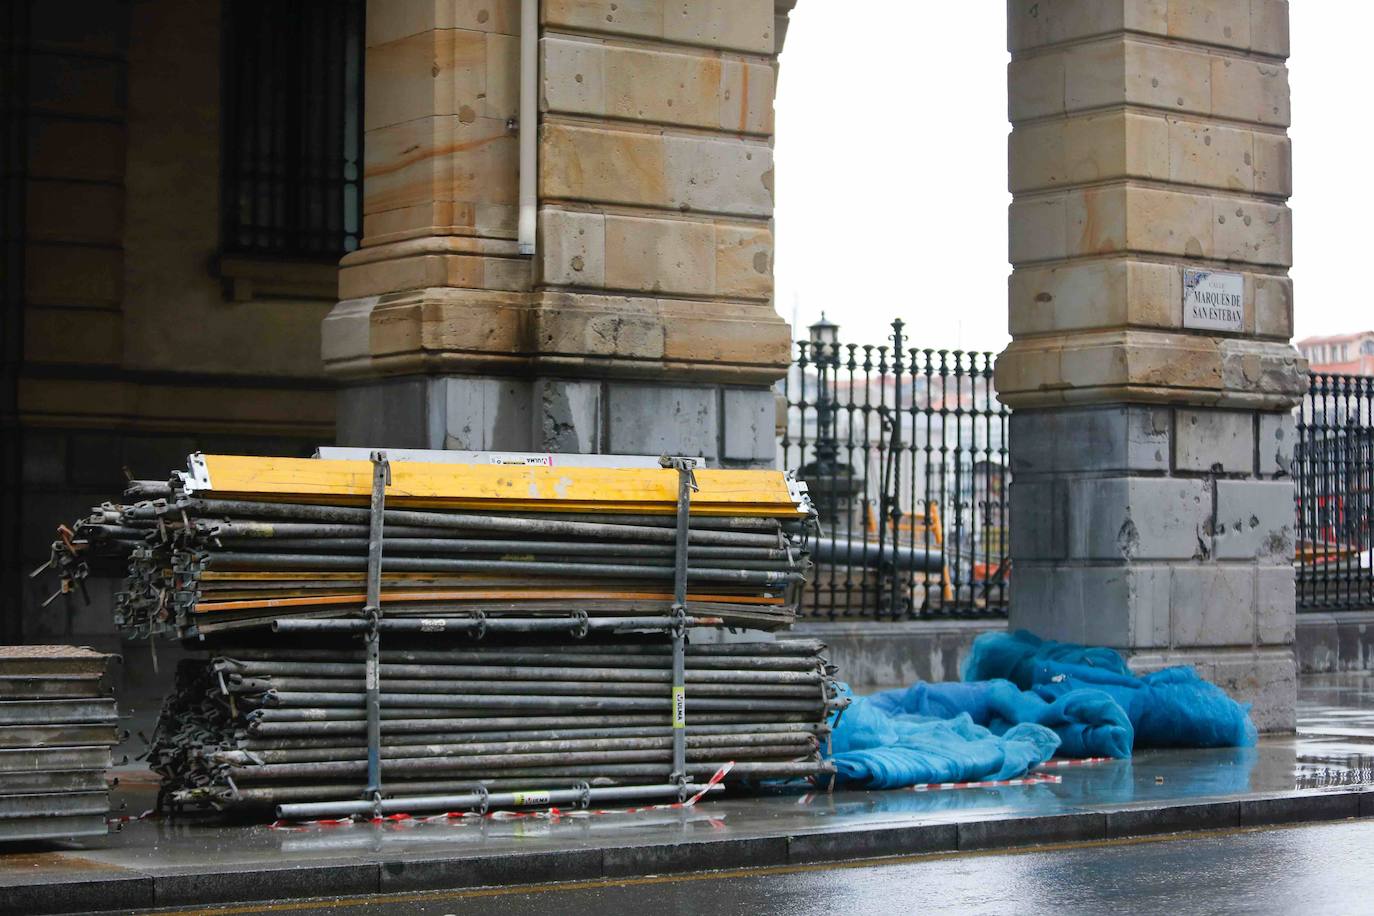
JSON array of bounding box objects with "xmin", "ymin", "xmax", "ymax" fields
[
  {"xmin": 0, "ymin": 646, "xmax": 118, "ymax": 841},
  {"xmin": 152, "ymin": 638, "xmax": 839, "ymax": 814},
  {"xmin": 50, "ymin": 455, "xmax": 811, "ymax": 640}
]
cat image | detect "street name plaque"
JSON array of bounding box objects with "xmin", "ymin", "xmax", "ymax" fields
[{"xmin": 1182, "ymin": 268, "xmax": 1244, "ymax": 332}]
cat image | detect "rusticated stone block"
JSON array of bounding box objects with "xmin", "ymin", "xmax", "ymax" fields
[
  {"xmin": 721, "ymin": 388, "xmax": 776, "ymax": 464},
  {"xmin": 1009, "ymin": 259, "xmax": 1178, "ymax": 335},
  {"xmin": 1011, "ymin": 563, "xmax": 1170, "ymax": 649},
  {"xmin": 1257, "ymin": 411, "xmax": 1294, "ymax": 476},
  {"xmin": 1166, "ymin": 0, "xmax": 1251, "ymax": 49},
  {"xmin": 540, "ymin": 209, "xmax": 607, "ymax": 287},
  {"xmin": 1257, "ymin": 564, "xmax": 1296, "ymax": 645},
  {"xmin": 540, "ymin": 124, "xmax": 773, "ymax": 218},
  {"xmin": 365, "ymin": 28, "xmax": 515, "ymax": 132},
  {"xmin": 1008, "ymin": 53, "xmax": 1065, "ymax": 121},
  {"xmin": 366, "ymin": 0, "xmax": 520, "ymax": 46},
  {"xmin": 1211, "ymin": 55, "xmax": 1290, "ymax": 127},
  {"xmin": 1009, "ymin": 111, "xmax": 1168, "ymax": 193},
  {"xmin": 1253, "ymin": 272, "xmax": 1293, "ymax": 339},
  {"xmin": 1010, "ymin": 405, "xmax": 1170, "ymax": 475},
  {"xmin": 542, "ymin": 0, "xmax": 775, "ymax": 55},
  {"xmin": 535, "ymin": 378, "xmax": 602, "ymax": 453},
  {"xmin": 364, "ymin": 115, "xmax": 518, "ymax": 227},
  {"xmin": 1175, "ymin": 409, "xmax": 1254, "ymax": 474},
  {"xmin": 1169, "ymin": 565, "xmax": 1257, "ymax": 646},
  {"xmin": 1066, "ymin": 477, "xmax": 1211, "ymax": 561},
  {"xmin": 606, "ymin": 384, "xmax": 719, "ymax": 460},
  {"xmin": 541, "ymin": 37, "xmax": 773, "ymax": 135},
  {"xmin": 1032, "ymin": 36, "xmax": 1289, "ymax": 128},
  {"xmin": 1008, "ymin": 480, "xmax": 1066, "ymax": 560},
  {"xmin": 1005, "ymin": 1, "xmax": 1285, "ymax": 56},
  {"xmin": 1213, "ymin": 478, "xmax": 1294, "ymax": 560},
  {"xmin": 604, "ymin": 216, "xmax": 716, "ymax": 296}
]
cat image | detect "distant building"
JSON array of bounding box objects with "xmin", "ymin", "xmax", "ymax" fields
[{"xmin": 1297, "ymin": 332, "xmax": 1374, "ymax": 375}]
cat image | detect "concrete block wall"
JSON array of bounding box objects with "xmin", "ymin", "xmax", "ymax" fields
[{"xmin": 1010, "ymin": 403, "xmax": 1298, "ymax": 729}]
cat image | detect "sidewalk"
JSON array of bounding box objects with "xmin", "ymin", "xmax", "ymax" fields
[{"xmin": 3, "ymin": 674, "xmax": 1374, "ymax": 915}]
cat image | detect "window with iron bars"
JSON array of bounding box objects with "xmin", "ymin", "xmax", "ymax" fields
[{"xmin": 221, "ymin": 0, "xmax": 364, "ymax": 260}]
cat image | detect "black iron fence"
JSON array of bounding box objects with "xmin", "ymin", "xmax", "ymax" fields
[
  {"xmin": 780, "ymin": 319, "xmax": 1009, "ymax": 620},
  {"xmin": 1296, "ymin": 372, "xmax": 1374, "ymax": 612},
  {"xmin": 782, "ymin": 324, "xmax": 1374, "ymax": 619}
]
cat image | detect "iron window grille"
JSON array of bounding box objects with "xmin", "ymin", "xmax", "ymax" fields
[{"xmin": 221, "ymin": 0, "xmax": 364, "ymax": 260}]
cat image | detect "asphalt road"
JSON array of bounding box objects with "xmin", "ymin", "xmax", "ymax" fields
[{"xmin": 143, "ymin": 819, "xmax": 1374, "ymax": 916}]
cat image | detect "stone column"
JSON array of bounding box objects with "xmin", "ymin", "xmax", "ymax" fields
[
  {"xmin": 323, "ymin": 1, "xmax": 790, "ymax": 465},
  {"xmin": 998, "ymin": 0, "xmax": 1305, "ymax": 729}
]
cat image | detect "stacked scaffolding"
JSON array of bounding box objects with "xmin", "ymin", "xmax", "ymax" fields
[
  {"xmin": 0, "ymin": 647, "xmax": 118, "ymax": 841},
  {"xmin": 154, "ymin": 639, "xmax": 835, "ymax": 814},
  {"xmin": 44, "ymin": 452, "xmax": 841, "ymax": 819},
  {"xmin": 65, "ymin": 455, "xmax": 811, "ymax": 640}
]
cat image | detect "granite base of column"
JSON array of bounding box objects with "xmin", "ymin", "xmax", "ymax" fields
[
  {"xmin": 1008, "ymin": 404, "xmax": 1299, "ymax": 732},
  {"xmin": 335, "ymin": 376, "xmax": 779, "ymax": 468}
]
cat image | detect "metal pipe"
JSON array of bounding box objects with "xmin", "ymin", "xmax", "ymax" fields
[
  {"xmin": 218, "ymin": 659, "xmax": 823, "ymax": 684},
  {"xmin": 809, "ymin": 536, "xmax": 942, "ymax": 572},
  {"xmin": 256, "ymin": 690, "xmax": 832, "ymax": 713},
  {"xmin": 228, "ymin": 647, "xmax": 824, "ymax": 670},
  {"xmin": 270, "ymin": 616, "xmax": 722, "ymax": 635},
  {"xmin": 363, "ymin": 451, "xmax": 388, "ymax": 800},
  {"xmin": 208, "ymin": 534, "xmax": 794, "ymax": 562},
  {"xmin": 242, "ymin": 721, "xmax": 825, "ymax": 748},
  {"xmin": 162, "ymin": 499, "xmax": 786, "ymax": 547},
  {"xmin": 221, "ymin": 732, "xmax": 816, "ymax": 764},
  {"xmin": 233, "ymin": 746, "xmax": 813, "ymax": 781},
  {"xmin": 196, "ymin": 551, "xmax": 799, "ymax": 586},
  {"xmin": 246, "ymin": 710, "xmax": 820, "ymax": 730},
  {"xmin": 517, "ymin": 0, "xmax": 537, "ymax": 255},
  {"xmin": 226, "ymin": 676, "xmax": 820, "ymax": 699},
  {"xmin": 278, "ymin": 781, "xmax": 723, "ymax": 820}
]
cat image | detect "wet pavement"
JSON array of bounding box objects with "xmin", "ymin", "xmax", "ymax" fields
[
  {"xmin": 154, "ymin": 819, "xmax": 1374, "ymax": 916},
  {"xmin": 4, "ymin": 673, "xmax": 1374, "ymax": 913}
]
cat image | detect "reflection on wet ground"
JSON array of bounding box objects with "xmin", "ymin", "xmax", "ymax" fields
[
  {"xmin": 248, "ymin": 819, "xmax": 1374, "ymax": 916},
  {"xmin": 4, "ymin": 674, "xmax": 1374, "ymax": 879}
]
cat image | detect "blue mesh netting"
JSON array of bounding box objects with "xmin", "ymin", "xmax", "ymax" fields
[
  {"xmin": 824, "ymin": 630, "xmax": 1255, "ymax": 789},
  {"xmin": 961, "ymin": 630, "xmax": 1257, "ymax": 749},
  {"xmin": 827, "ymin": 685, "xmax": 1060, "ymax": 789},
  {"xmin": 826, "ymin": 679, "xmax": 1132, "ymax": 789}
]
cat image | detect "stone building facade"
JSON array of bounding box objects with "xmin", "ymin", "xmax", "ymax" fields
[{"xmin": 2, "ymin": 1, "xmax": 1306, "ymax": 726}]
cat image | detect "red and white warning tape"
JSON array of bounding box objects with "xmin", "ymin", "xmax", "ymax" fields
[
  {"xmin": 1033, "ymin": 757, "xmax": 1115, "ymax": 769},
  {"xmin": 906, "ymin": 773, "xmax": 1063, "ymax": 793}
]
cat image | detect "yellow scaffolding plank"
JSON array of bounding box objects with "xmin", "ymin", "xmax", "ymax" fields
[{"xmin": 185, "ymin": 455, "xmax": 808, "ymax": 517}]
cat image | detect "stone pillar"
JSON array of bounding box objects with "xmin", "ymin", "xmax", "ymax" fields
[
  {"xmin": 998, "ymin": 0, "xmax": 1305, "ymax": 729},
  {"xmin": 323, "ymin": 1, "xmax": 790, "ymax": 466}
]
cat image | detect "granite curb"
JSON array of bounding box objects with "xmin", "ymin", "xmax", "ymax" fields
[{"xmin": 4, "ymin": 788, "xmax": 1371, "ymax": 915}]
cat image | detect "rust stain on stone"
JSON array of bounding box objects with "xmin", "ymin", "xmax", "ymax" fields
[
  {"xmin": 739, "ymin": 65, "xmax": 750, "ymax": 132},
  {"xmin": 365, "ymin": 133, "xmax": 508, "ymax": 179}
]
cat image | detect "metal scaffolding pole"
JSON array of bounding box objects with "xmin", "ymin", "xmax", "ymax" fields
[{"xmin": 363, "ymin": 452, "xmax": 389, "ymax": 808}]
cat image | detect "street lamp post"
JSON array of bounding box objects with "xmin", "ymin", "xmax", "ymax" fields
[
  {"xmin": 800, "ymin": 314, "xmax": 860, "ymax": 527},
  {"xmin": 809, "ymin": 314, "xmax": 840, "ymax": 471}
]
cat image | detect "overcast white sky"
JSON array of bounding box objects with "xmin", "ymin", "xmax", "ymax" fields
[{"xmin": 773, "ymin": 3, "xmax": 1366, "ymax": 353}]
